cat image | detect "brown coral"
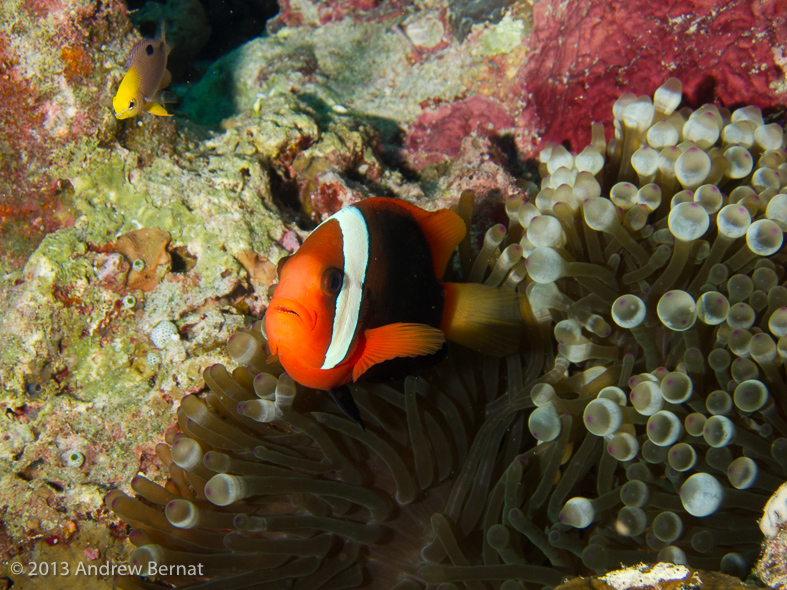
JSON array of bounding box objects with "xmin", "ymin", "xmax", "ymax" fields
[
  {"xmin": 234, "ymin": 250, "xmax": 276, "ymax": 284},
  {"xmin": 115, "ymin": 229, "xmax": 171, "ymax": 292}
]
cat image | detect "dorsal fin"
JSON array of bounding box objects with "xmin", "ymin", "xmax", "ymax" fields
[{"xmin": 385, "ymin": 200, "xmax": 466, "ymax": 279}]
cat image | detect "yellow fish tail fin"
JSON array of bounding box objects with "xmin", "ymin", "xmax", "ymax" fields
[
  {"xmin": 146, "ymin": 102, "xmax": 172, "ymax": 117},
  {"xmin": 440, "ymin": 282, "xmax": 532, "ymax": 356}
]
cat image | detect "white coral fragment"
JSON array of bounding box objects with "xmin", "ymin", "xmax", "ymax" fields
[{"xmin": 761, "ymin": 481, "xmax": 787, "ymax": 538}]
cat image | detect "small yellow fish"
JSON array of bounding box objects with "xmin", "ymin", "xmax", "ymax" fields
[{"xmin": 113, "ymin": 24, "xmax": 173, "ymax": 119}]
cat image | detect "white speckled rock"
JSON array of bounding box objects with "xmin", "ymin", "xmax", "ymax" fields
[{"xmin": 150, "ymin": 320, "xmax": 180, "ymax": 348}]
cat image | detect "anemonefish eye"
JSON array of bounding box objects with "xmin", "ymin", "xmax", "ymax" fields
[
  {"xmin": 321, "ymin": 267, "xmax": 343, "ymax": 296},
  {"xmin": 276, "ymin": 255, "xmax": 291, "ymax": 278},
  {"xmin": 129, "ymin": 99, "xmax": 137, "ymax": 110}
]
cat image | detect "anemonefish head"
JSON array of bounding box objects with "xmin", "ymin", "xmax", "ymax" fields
[
  {"xmin": 266, "ymin": 254, "xmax": 343, "ymax": 363},
  {"xmin": 265, "ymin": 210, "xmax": 363, "ymax": 389}
]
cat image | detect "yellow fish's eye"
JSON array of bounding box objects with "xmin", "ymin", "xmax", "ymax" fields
[{"xmin": 128, "ymin": 99, "xmax": 136, "ymax": 110}]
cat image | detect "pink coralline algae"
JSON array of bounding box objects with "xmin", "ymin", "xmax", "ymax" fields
[
  {"xmin": 442, "ymin": 134, "xmax": 525, "ymax": 227},
  {"xmin": 399, "ymin": 0, "xmax": 787, "ymax": 167},
  {"xmin": 0, "ymin": 0, "xmax": 130, "ymax": 269},
  {"xmin": 516, "ymin": 0, "xmax": 787, "ymax": 152},
  {"xmin": 308, "ymin": 170, "xmax": 370, "ymax": 219},
  {"xmin": 278, "ymin": 230, "xmax": 301, "ymax": 252},
  {"xmin": 405, "ymin": 94, "xmax": 516, "ymax": 169}
]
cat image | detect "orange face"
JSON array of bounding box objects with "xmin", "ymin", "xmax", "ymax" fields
[{"xmin": 265, "ymin": 220, "xmax": 356, "ymax": 390}]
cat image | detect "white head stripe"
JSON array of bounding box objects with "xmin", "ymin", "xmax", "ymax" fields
[{"xmin": 321, "ymin": 206, "xmax": 368, "ymax": 370}]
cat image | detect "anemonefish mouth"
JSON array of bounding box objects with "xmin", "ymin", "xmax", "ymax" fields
[{"xmin": 268, "ymin": 297, "xmax": 316, "ymax": 331}]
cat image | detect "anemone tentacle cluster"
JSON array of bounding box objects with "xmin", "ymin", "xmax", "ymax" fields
[
  {"xmin": 518, "ymin": 77, "xmax": 787, "ymax": 577},
  {"xmin": 108, "ymin": 79, "xmax": 787, "ymax": 589}
]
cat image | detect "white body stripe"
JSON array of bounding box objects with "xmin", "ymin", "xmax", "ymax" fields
[{"xmin": 321, "ymin": 207, "xmax": 369, "ymax": 370}]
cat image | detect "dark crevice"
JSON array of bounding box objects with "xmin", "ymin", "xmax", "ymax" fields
[
  {"xmin": 170, "ymin": 246, "xmax": 197, "ymax": 273},
  {"xmin": 269, "ymin": 166, "xmax": 301, "ymax": 219},
  {"xmin": 16, "ymin": 459, "xmax": 45, "ymax": 481},
  {"xmin": 125, "ymin": 0, "xmax": 279, "ymax": 85},
  {"xmin": 45, "ymin": 480, "xmax": 65, "ymax": 493}
]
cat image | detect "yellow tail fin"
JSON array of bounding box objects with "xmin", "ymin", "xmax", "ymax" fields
[{"xmin": 440, "ymin": 282, "xmax": 531, "ymax": 356}]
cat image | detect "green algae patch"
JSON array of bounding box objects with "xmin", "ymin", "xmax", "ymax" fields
[
  {"xmin": 0, "ymin": 131, "xmax": 283, "ymax": 557},
  {"xmin": 71, "ymin": 147, "xmax": 283, "ymax": 295},
  {"xmin": 71, "ymin": 151, "xmax": 205, "ymax": 245},
  {"xmin": 479, "ymin": 15, "xmax": 529, "ymax": 56}
]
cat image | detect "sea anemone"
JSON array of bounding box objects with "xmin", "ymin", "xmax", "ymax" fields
[{"xmin": 107, "ymin": 79, "xmax": 787, "ymax": 589}]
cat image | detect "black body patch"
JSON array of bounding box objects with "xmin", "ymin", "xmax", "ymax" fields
[{"xmin": 354, "ymin": 199, "xmax": 447, "ymax": 382}]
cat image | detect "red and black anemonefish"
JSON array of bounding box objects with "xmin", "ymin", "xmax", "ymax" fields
[{"xmin": 264, "ymin": 197, "xmax": 530, "ymax": 409}]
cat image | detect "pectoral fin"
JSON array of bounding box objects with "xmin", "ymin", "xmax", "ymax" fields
[
  {"xmin": 145, "ymin": 102, "xmax": 172, "ymax": 116},
  {"xmin": 352, "ymin": 323, "xmax": 445, "ymax": 382},
  {"xmin": 158, "ymin": 68, "xmax": 172, "ymax": 92}
]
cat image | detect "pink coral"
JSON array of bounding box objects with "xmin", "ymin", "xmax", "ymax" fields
[
  {"xmin": 404, "ymin": 94, "xmax": 516, "ymax": 169},
  {"xmin": 308, "ymin": 171, "xmax": 369, "ymax": 219},
  {"xmin": 515, "ymin": 0, "xmax": 787, "ymax": 152},
  {"xmin": 279, "ymin": 230, "xmax": 301, "ymax": 252}
]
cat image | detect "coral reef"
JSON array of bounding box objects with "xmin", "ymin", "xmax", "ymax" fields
[
  {"xmin": 0, "ymin": 0, "xmax": 130, "ymax": 271},
  {"xmin": 2, "ymin": 0, "xmax": 787, "ymax": 586},
  {"xmin": 103, "ymin": 79, "xmax": 787, "ymax": 589},
  {"xmin": 0, "ymin": 104, "xmax": 295, "ymax": 570},
  {"xmin": 185, "ymin": 0, "xmax": 787, "ymax": 186}
]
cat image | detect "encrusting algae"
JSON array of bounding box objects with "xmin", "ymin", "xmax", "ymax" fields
[{"xmin": 107, "ymin": 79, "xmax": 787, "ymax": 589}]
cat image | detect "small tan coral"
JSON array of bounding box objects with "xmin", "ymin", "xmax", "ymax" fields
[
  {"xmin": 115, "ymin": 228, "xmax": 172, "ymax": 292},
  {"xmin": 235, "ymin": 249, "xmax": 276, "ymax": 284}
]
